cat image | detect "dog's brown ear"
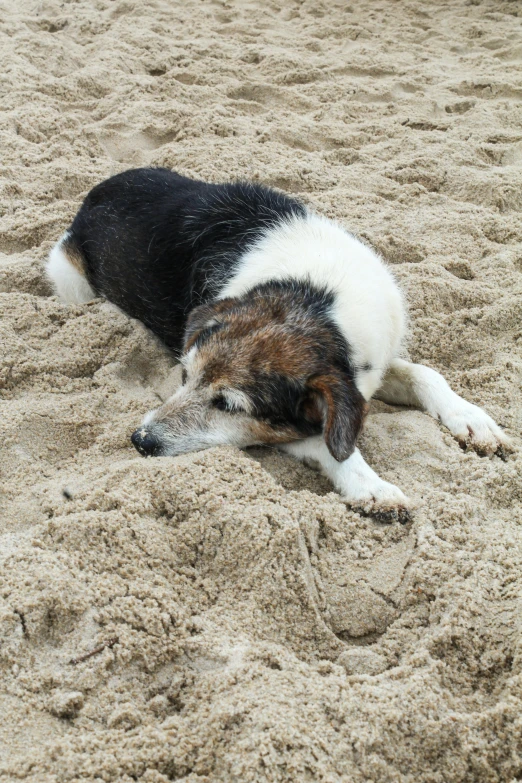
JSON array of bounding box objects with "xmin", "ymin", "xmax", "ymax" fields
[
  {"xmin": 183, "ymin": 299, "xmax": 233, "ymax": 351},
  {"xmin": 305, "ymin": 372, "xmax": 369, "ymax": 462}
]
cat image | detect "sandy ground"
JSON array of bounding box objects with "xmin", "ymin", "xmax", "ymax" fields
[{"xmin": 1, "ymin": 0, "xmax": 522, "ymax": 781}]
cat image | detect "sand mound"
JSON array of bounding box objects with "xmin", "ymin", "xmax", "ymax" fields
[{"xmin": 1, "ymin": 0, "xmax": 522, "ymax": 780}]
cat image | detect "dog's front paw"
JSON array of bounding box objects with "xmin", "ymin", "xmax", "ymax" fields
[
  {"xmin": 357, "ymin": 503, "xmax": 412, "ymax": 525},
  {"xmin": 440, "ymin": 402, "xmax": 513, "ymax": 460},
  {"xmin": 340, "ymin": 475, "xmax": 412, "ymax": 525}
]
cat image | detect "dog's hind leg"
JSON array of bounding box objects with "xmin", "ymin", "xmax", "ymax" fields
[
  {"xmin": 375, "ymin": 358, "xmax": 512, "ymax": 458},
  {"xmin": 46, "ymin": 231, "xmax": 96, "ymax": 304}
]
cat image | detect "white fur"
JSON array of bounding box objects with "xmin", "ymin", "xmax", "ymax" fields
[
  {"xmin": 376, "ymin": 359, "xmax": 511, "ymax": 454},
  {"xmin": 181, "ymin": 346, "xmax": 199, "ymax": 372},
  {"xmin": 141, "ymin": 409, "xmax": 157, "ymax": 427},
  {"xmin": 46, "ymin": 232, "xmax": 95, "ymax": 304},
  {"xmin": 218, "ymin": 212, "xmax": 406, "ymax": 401},
  {"xmin": 282, "ymin": 437, "xmax": 408, "ymax": 512},
  {"xmin": 222, "ymin": 388, "xmax": 253, "ymax": 413}
]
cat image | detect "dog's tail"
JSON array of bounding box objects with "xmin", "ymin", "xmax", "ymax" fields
[{"xmin": 46, "ymin": 230, "xmax": 96, "ymax": 304}]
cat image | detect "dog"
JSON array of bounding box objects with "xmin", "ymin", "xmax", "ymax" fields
[{"xmin": 46, "ymin": 167, "xmax": 511, "ymax": 523}]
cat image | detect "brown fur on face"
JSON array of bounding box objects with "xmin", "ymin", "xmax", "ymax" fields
[{"xmin": 180, "ymin": 283, "xmax": 369, "ymax": 460}]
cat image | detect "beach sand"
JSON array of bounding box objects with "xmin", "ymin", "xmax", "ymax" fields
[{"xmin": 1, "ymin": 0, "xmax": 522, "ymax": 780}]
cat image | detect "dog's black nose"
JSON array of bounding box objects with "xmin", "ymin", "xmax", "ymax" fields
[{"xmin": 131, "ymin": 428, "xmax": 160, "ymax": 457}]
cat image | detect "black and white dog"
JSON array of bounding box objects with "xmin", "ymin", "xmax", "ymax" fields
[{"xmin": 46, "ymin": 168, "xmax": 511, "ymax": 522}]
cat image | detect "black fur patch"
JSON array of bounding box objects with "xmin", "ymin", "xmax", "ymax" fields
[{"xmin": 66, "ymin": 168, "xmax": 305, "ymax": 355}]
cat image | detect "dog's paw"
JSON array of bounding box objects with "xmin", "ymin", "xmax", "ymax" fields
[
  {"xmin": 440, "ymin": 402, "xmax": 513, "ymax": 460},
  {"xmin": 354, "ymin": 503, "xmax": 412, "ymax": 525},
  {"xmin": 340, "ymin": 476, "xmax": 412, "ymax": 524}
]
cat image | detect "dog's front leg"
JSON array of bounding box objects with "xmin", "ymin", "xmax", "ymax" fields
[
  {"xmin": 375, "ymin": 359, "xmax": 512, "ymax": 459},
  {"xmin": 281, "ymin": 437, "xmax": 411, "ymax": 524}
]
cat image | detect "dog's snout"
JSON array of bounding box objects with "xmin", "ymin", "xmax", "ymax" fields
[{"xmin": 131, "ymin": 428, "xmax": 160, "ymax": 457}]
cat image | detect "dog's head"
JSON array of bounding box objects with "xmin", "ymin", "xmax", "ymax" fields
[{"xmin": 131, "ymin": 286, "xmax": 369, "ymax": 461}]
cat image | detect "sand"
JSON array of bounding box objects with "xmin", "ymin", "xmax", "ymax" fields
[{"xmin": 1, "ymin": 0, "xmax": 522, "ymax": 780}]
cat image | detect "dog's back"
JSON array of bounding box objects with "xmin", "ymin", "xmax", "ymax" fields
[
  {"xmin": 47, "ymin": 166, "xmax": 405, "ymax": 400},
  {"xmin": 47, "ymin": 167, "xmax": 305, "ymax": 353}
]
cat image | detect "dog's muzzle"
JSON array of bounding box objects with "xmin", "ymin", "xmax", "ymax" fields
[{"xmin": 131, "ymin": 428, "xmax": 161, "ymax": 457}]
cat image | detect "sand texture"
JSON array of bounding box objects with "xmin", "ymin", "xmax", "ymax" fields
[{"xmin": 1, "ymin": 0, "xmax": 522, "ymax": 780}]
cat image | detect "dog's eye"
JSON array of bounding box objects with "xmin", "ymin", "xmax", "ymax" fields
[{"xmin": 212, "ymin": 395, "xmax": 237, "ymax": 413}]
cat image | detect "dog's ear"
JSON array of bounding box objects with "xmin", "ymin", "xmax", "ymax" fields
[
  {"xmin": 183, "ymin": 303, "xmax": 217, "ymax": 350},
  {"xmin": 304, "ymin": 371, "xmax": 369, "ymax": 462},
  {"xmin": 183, "ymin": 300, "xmax": 233, "ymax": 351}
]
